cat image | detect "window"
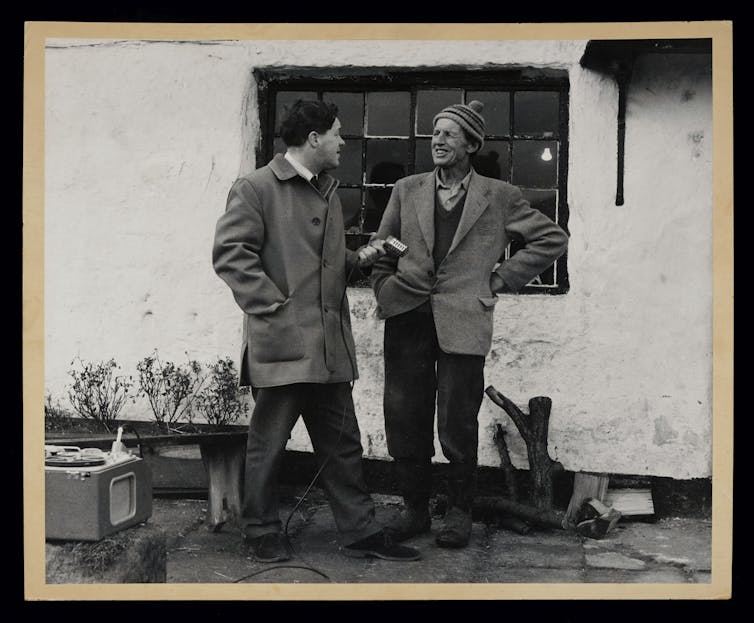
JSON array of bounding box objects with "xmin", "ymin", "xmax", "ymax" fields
[{"xmin": 257, "ymin": 70, "xmax": 569, "ymax": 293}]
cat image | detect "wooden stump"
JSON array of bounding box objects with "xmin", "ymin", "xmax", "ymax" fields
[
  {"xmin": 564, "ymin": 472, "xmax": 610, "ymax": 528},
  {"xmin": 199, "ymin": 436, "xmax": 246, "ymax": 532},
  {"xmin": 485, "ymin": 386, "xmax": 564, "ymax": 511}
]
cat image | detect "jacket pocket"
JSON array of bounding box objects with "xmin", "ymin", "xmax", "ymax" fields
[
  {"xmin": 247, "ymin": 299, "xmax": 306, "ymax": 363},
  {"xmin": 478, "ymin": 295, "xmax": 499, "ymax": 309}
]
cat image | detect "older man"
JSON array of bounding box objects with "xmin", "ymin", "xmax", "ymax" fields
[
  {"xmin": 371, "ymin": 100, "xmax": 569, "ymax": 548},
  {"xmin": 213, "ymin": 99, "xmax": 419, "ymax": 563}
]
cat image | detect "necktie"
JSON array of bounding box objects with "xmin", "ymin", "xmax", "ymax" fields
[{"xmin": 311, "ymin": 175, "xmax": 320, "ymax": 191}]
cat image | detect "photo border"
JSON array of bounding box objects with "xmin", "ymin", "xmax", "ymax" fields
[{"xmin": 23, "ymin": 20, "xmax": 734, "ymax": 601}]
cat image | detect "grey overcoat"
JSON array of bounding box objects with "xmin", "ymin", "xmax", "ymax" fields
[
  {"xmin": 212, "ymin": 154, "xmax": 361, "ymax": 388},
  {"xmin": 371, "ymin": 169, "xmax": 569, "ymax": 357}
]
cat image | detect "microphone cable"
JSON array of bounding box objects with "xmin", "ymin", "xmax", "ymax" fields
[{"xmin": 233, "ymin": 259, "xmax": 361, "ymax": 583}]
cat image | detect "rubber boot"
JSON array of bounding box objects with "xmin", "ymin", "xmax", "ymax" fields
[
  {"xmin": 385, "ymin": 459, "xmax": 432, "ymax": 542},
  {"xmin": 436, "ymin": 465, "xmax": 476, "ymax": 549}
]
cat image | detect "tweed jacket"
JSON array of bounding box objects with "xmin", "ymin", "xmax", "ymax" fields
[
  {"xmin": 212, "ymin": 154, "xmax": 360, "ymax": 388},
  {"xmin": 371, "ymin": 169, "xmax": 569, "ymax": 356}
]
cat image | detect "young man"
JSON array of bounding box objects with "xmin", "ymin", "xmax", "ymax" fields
[
  {"xmin": 212, "ymin": 99, "xmax": 419, "ymax": 563},
  {"xmin": 371, "ymin": 100, "xmax": 569, "ymax": 548}
]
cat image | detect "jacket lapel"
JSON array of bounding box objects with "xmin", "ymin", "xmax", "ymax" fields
[
  {"xmin": 414, "ymin": 172, "xmax": 437, "ymax": 253},
  {"xmin": 447, "ymin": 171, "xmax": 490, "ymax": 255}
]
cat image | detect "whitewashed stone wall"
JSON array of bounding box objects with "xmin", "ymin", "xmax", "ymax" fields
[{"xmin": 43, "ymin": 39, "xmax": 712, "ymax": 478}]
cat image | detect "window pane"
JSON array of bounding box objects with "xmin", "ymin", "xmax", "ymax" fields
[
  {"xmin": 467, "ymin": 91, "xmax": 510, "ymax": 136},
  {"xmin": 275, "ymin": 91, "xmax": 317, "ymax": 131},
  {"xmin": 522, "ymin": 190, "xmax": 557, "ymax": 224},
  {"xmin": 416, "ymin": 90, "xmax": 463, "ymax": 135},
  {"xmin": 366, "ymin": 140, "xmax": 408, "ymax": 184},
  {"xmin": 514, "ymin": 91, "xmax": 559, "ymax": 137},
  {"xmin": 338, "ymin": 188, "xmax": 363, "ymax": 230},
  {"xmin": 337, "ymin": 139, "xmax": 363, "ymax": 184},
  {"xmin": 473, "ymin": 141, "xmax": 510, "ymax": 181},
  {"xmin": 512, "ymin": 141, "xmax": 558, "ymax": 188},
  {"xmin": 366, "ymin": 92, "xmax": 411, "ymax": 136},
  {"xmin": 323, "ymin": 92, "xmax": 364, "ymax": 136},
  {"xmin": 364, "ymin": 187, "xmax": 393, "ymax": 232},
  {"xmin": 414, "ymin": 138, "xmax": 435, "ymax": 174}
]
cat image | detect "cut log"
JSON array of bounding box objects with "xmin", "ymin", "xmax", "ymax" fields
[
  {"xmin": 477, "ymin": 495, "xmax": 566, "ymax": 529},
  {"xmin": 435, "ymin": 494, "xmax": 566, "ymax": 530},
  {"xmin": 485, "ymin": 386, "xmax": 564, "ymax": 510},
  {"xmin": 497, "ymin": 515, "xmax": 532, "ymax": 535},
  {"xmin": 564, "ymin": 472, "xmax": 610, "ymax": 528}
]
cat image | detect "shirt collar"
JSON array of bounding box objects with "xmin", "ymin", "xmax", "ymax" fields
[
  {"xmin": 284, "ymin": 151, "xmax": 316, "ymax": 182},
  {"xmin": 436, "ymin": 167, "xmax": 473, "ymax": 191}
]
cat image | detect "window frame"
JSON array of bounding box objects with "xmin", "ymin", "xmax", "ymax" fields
[{"xmin": 255, "ymin": 68, "xmax": 570, "ymax": 294}]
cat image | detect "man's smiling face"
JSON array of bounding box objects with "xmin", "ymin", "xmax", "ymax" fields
[{"xmin": 431, "ymin": 118, "xmax": 477, "ymax": 169}]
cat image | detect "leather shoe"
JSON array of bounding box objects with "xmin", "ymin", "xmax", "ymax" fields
[
  {"xmin": 342, "ymin": 530, "xmax": 421, "ymax": 561},
  {"xmin": 243, "ymin": 532, "xmax": 292, "ymax": 563},
  {"xmin": 384, "ymin": 508, "xmax": 431, "ymax": 542},
  {"xmin": 435, "ymin": 507, "xmax": 472, "ymax": 548}
]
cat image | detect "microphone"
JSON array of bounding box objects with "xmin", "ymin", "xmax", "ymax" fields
[{"xmin": 383, "ymin": 235, "xmax": 409, "ymax": 258}]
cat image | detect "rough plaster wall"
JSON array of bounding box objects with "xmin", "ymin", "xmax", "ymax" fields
[
  {"xmin": 550, "ymin": 53, "xmax": 713, "ymax": 477},
  {"xmin": 44, "ymin": 40, "xmax": 712, "ymax": 478},
  {"xmin": 44, "ymin": 40, "xmax": 256, "ymax": 413}
]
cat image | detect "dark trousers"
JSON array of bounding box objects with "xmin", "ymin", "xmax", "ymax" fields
[
  {"xmin": 383, "ymin": 305, "xmax": 485, "ymax": 509},
  {"xmin": 241, "ymin": 382, "xmax": 380, "ymax": 547}
]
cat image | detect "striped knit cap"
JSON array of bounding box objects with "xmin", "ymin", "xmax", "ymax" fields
[{"xmin": 433, "ymin": 100, "xmax": 485, "ymax": 149}]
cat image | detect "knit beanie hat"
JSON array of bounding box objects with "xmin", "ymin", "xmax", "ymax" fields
[{"xmin": 433, "ymin": 100, "xmax": 486, "ymax": 150}]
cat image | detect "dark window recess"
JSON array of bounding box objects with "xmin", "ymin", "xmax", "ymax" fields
[{"xmin": 257, "ymin": 69, "xmax": 570, "ymax": 294}]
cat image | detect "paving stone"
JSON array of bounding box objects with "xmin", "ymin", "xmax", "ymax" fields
[
  {"xmin": 472, "ymin": 566, "xmax": 585, "ymax": 583},
  {"xmin": 615, "ymin": 518, "xmax": 712, "ymax": 571},
  {"xmin": 486, "ymin": 532, "xmax": 584, "ymax": 569},
  {"xmin": 583, "ymin": 567, "xmax": 691, "ymax": 583},
  {"xmin": 585, "ymin": 552, "xmax": 647, "ymax": 570},
  {"xmin": 488, "ymin": 527, "xmax": 582, "ymax": 548}
]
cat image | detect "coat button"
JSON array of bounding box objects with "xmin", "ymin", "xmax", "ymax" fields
[
  {"xmin": 427, "ymin": 270, "xmax": 434, "ymax": 277},
  {"xmin": 312, "ymin": 217, "xmax": 321, "ymax": 226}
]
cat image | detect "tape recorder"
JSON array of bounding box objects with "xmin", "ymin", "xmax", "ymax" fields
[{"xmin": 45, "ymin": 442, "xmax": 152, "ymax": 541}]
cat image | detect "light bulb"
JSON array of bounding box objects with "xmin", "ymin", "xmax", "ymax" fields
[{"xmin": 541, "ymin": 147, "xmax": 553, "ymax": 162}]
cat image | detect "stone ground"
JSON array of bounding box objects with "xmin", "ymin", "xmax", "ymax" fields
[{"xmin": 150, "ymin": 486, "xmax": 713, "ymax": 590}]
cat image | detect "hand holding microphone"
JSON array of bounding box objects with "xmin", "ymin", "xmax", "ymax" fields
[{"xmin": 357, "ymin": 235, "xmax": 408, "ymax": 267}]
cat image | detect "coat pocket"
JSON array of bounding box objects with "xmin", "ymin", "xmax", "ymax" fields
[
  {"xmin": 247, "ymin": 299, "xmax": 306, "ymax": 364},
  {"xmin": 477, "ymin": 295, "xmax": 499, "ymax": 309}
]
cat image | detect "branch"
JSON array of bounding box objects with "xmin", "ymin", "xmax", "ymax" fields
[
  {"xmin": 485, "ymin": 386, "xmax": 529, "ymax": 437},
  {"xmin": 493, "ymin": 423, "xmax": 519, "ymax": 502}
]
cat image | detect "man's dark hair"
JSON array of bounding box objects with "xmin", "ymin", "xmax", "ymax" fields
[{"xmin": 280, "ymin": 99, "xmax": 339, "ymax": 147}]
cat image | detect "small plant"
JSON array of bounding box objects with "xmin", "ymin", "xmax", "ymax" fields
[
  {"xmin": 136, "ymin": 351, "xmax": 204, "ymax": 433},
  {"xmin": 67, "ymin": 358, "xmax": 133, "ymax": 433},
  {"xmin": 44, "ymin": 392, "xmax": 74, "ymax": 432},
  {"xmin": 194, "ymin": 357, "xmax": 249, "ymax": 429}
]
